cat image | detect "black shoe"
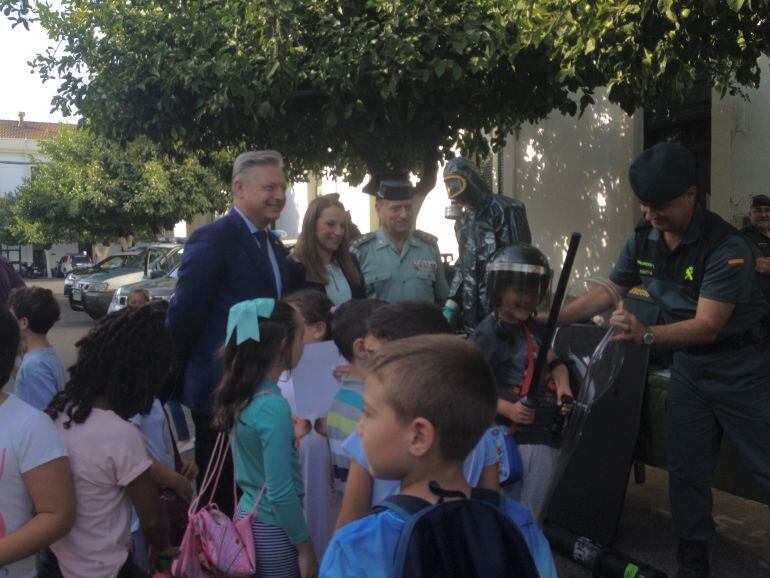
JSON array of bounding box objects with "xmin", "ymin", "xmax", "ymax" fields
[{"xmin": 677, "ymin": 539, "xmax": 710, "ymax": 578}]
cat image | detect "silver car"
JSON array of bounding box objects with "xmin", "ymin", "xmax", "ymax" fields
[{"xmin": 71, "ymin": 243, "xmax": 183, "ymax": 318}]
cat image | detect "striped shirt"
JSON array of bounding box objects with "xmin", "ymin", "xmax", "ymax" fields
[{"xmin": 327, "ymin": 378, "xmax": 365, "ymax": 501}]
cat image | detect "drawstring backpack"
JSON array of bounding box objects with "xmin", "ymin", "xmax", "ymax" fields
[{"xmin": 172, "ymin": 429, "xmax": 266, "ymax": 577}]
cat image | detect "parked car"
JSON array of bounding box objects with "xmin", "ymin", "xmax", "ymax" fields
[
  {"xmin": 107, "ymin": 261, "xmax": 181, "ymax": 314},
  {"xmin": 64, "ymin": 265, "xmax": 95, "ymax": 297},
  {"xmin": 57, "ymin": 253, "xmax": 93, "ymax": 277},
  {"xmin": 71, "ymin": 243, "xmax": 184, "ymax": 319}
]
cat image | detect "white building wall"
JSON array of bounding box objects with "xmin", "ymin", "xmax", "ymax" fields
[
  {"xmin": 712, "ymin": 57, "xmax": 770, "ymax": 226},
  {"xmin": 0, "ymin": 137, "xmax": 40, "ymax": 196},
  {"xmin": 502, "ymin": 90, "xmax": 644, "ymax": 286}
]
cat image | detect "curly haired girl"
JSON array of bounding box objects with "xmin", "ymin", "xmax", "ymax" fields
[{"xmin": 40, "ymin": 304, "xmax": 176, "ymax": 578}]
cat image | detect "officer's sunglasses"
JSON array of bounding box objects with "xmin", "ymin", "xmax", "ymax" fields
[{"xmin": 444, "ymin": 175, "xmax": 468, "ymax": 199}]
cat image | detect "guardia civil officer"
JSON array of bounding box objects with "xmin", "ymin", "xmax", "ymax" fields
[
  {"xmin": 740, "ymin": 194, "xmax": 770, "ymax": 302},
  {"xmin": 442, "ymin": 157, "xmax": 532, "ymax": 333},
  {"xmin": 557, "ymin": 142, "xmax": 770, "ymax": 578},
  {"xmin": 350, "ymin": 177, "xmax": 449, "ymax": 303}
]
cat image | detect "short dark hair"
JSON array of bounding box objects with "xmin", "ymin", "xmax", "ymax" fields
[
  {"xmin": 368, "ymin": 335, "xmax": 497, "ymax": 462},
  {"xmin": 8, "ymin": 286, "xmax": 61, "ymax": 334},
  {"xmin": 331, "ymin": 298, "xmax": 387, "ymax": 361},
  {"xmin": 366, "ymin": 301, "xmax": 451, "ymax": 342},
  {"xmin": 0, "ymin": 306, "xmax": 21, "ymax": 388},
  {"xmin": 285, "ymin": 289, "xmax": 334, "ymax": 340}
]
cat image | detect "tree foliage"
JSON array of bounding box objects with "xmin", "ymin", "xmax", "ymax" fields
[
  {"xmin": 525, "ymin": 0, "xmax": 770, "ymax": 113},
  {"xmin": 11, "ymin": 126, "xmax": 228, "ymax": 245},
  {"xmin": 0, "ymin": 197, "xmax": 24, "ymax": 245},
  {"xmin": 10, "ymin": 0, "xmax": 770, "ymax": 192},
  {"xmin": 0, "ymin": 0, "xmax": 33, "ymax": 29}
]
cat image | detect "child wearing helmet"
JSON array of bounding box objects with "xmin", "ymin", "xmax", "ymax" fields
[{"xmin": 469, "ymin": 243, "xmax": 573, "ymax": 525}]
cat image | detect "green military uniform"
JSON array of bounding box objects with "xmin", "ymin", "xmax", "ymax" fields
[
  {"xmin": 350, "ymin": 228, "xmax": 449, "ymax": 303},
  {"xmin": 740, "ymin": 195, "xmax": 770, "ymax": 303},
  {"xmin": 740, "ymin": 224, "xmax": 770, "ymax": 302},
  {"xmin": 612, "ymin": 143, "xmax": 770, "ymax": 551}
]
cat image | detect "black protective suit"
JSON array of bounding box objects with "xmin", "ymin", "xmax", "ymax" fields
[{"xmin": 443, "ymin": 157, "xmax": 532, "ymax": 333}]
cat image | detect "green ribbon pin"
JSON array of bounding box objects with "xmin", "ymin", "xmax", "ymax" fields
[
  {"xmin": 684, "ymin": 266, "xmax": 694, "ymax": 281},
  {"xmin": 226, "ymin": 298, "xmax": 275, "ymax": 344}
]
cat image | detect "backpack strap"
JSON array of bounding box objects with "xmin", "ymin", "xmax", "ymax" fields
[
  {"xmin": 470, "ymin": 487, "xmax": 504, "ymax": 508},
  {"xmin": 377, "ymin": 494, "xmax": 432, "ymax": 520}
]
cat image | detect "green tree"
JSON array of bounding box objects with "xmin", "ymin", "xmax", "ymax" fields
[
  {"xmin": 11, "ymin": 126, "xmax": 228, "ymax": 245},
  {"xmin": 0, "ymin": 197, "xmax": 24, "ymax": 245},
  {"xmin": 9, "ymin": 0, "xmax": 770, "ymax": 192}
]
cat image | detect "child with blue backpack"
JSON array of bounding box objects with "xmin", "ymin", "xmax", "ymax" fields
[
  {"xmin": 335, "ymin": 301, "xmax": 500, "ymax": 529},
  {"xmin": 320, "ymin": 335, "xmax": 557, "ymax": 578}
]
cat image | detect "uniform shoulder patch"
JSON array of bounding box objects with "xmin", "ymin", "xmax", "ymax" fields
[
  {"xmin": 350, "ymin": 232, "xmax": 376, "ymax": 249},
  {"xmin": 413, "ymin": 230, "xmax": 438, "ymax": 245}
]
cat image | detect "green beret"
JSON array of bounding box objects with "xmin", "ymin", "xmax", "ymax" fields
[{"xmin": 628, "ymin": 142, "xmax": 696, "ymax": 205}]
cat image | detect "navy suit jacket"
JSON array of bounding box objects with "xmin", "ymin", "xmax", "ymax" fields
[{"xmin": 167, "ymin": 209, "xmax": 304, "ymax": 414}]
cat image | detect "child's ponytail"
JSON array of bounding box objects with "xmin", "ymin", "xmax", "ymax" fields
[{"xmin": 212, "ymin": 300, "xmax": 300, "ymax": 432}]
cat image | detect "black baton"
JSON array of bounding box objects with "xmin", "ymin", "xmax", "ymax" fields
[{"xmin": 521, "ymin": 232, "xmax": 582, "ymax": 408}]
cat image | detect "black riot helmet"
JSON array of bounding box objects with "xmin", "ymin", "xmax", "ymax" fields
[
  {"xmin": 443, "ymin": 157, "xmax": 492, "ymax": 210},
  {"xmin": 486, "ymin": 243, "xmax": 553, "ymax": 310}
]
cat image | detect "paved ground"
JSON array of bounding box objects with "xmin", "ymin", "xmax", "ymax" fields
[
  {"xmin": 22, "ymin": 279, "xmax": 770, "ymax": 578},
  {"xmin": 554, "ymin": 466, "xmax": 769, "ymax": 577}
]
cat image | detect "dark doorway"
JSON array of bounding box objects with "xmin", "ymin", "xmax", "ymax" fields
[{"xmin": 644, "ymin": 83, "xmax": 712, "ymax": 207}]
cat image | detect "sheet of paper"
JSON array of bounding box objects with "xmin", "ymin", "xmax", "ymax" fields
[{"xmin": 292, "ymin": 340, "xmax": 343, "ymax": 418}]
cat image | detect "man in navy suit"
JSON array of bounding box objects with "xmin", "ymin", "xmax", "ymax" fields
[{"xmin": 167, "ymin": 150, "xmax": 304, "ymax": 513}]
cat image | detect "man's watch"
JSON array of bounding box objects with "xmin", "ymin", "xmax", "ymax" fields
[{"xmin": 642, "ymin": 326, "xmax": 655, "ymax": 346}]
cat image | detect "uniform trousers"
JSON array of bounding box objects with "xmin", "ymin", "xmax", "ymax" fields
[{"xmin": 667, "ymin": 345, "xmax": 770, "ymax": 540}]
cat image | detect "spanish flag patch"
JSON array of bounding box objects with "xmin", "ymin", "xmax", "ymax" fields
[{"xmin": 727, "ymin": 258, "xmax": 745, "ymax": 266}]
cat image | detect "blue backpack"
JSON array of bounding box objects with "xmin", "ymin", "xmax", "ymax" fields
[{"xmin": 376, "ymin": 485, "xmax": 540, "ymax": 578}]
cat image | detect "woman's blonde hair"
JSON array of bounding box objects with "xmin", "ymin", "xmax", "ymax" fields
[{"xmin": 293, "ymin": 194, "xmax": 362, "ymax": 288}]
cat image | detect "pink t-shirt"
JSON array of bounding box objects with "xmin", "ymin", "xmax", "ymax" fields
[{"xmin": 50, "ymin": 408, "xmax": 152, "ymax": 578}]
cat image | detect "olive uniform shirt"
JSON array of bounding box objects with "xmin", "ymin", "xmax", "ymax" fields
[
  {"xmin": 740, "ymin": 225, "xmax": 770, "ymax": 302},
  {"xmin": 350, "ymin": 228, "xmax": 449, "ymax": 303},
  {"xmin": 609, "ymin": 206, "xmax": 770, "ymax": 336}
]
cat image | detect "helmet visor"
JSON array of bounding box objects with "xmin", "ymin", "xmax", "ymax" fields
[
  {"xmin": 444, "ymin": 175, "xmax": 468, "ymax": 199},
  {"xmin": 487, "ymin": 263, "xmax": 551, "ymax": 308}
]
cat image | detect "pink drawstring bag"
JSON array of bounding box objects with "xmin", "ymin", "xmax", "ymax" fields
[{"xmin": 172, "ymin": 431, "xmax": 266, "ymax": 577}]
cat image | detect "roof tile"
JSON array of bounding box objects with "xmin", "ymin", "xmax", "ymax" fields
[{"xmin": 0, "ymin": 119, "xmax": 65, "ymax": 140}]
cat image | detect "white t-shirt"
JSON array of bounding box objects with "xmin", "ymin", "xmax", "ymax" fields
[
  {"xmin": 0, "ymin": 394, "xmax": 68, "ymax": 578},
  {"xmin": 51, "ymin": 408, "xmax": 152, "ymax": 578}
]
